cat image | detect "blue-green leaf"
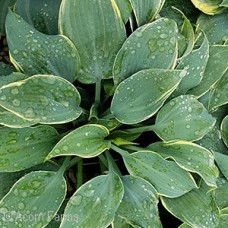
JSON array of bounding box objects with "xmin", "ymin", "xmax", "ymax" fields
[
  {"xmin": 60, "ymin": 172, "xmax": 124, "ymax": 227},
  {"xmin": 6, "ymin": 10, "xmax": 80, "ymax": 82},
  {"xmin": 59, "ymin": 0, "xmax": 126, "ymax": 84},
  {"xmin": 221, "ymin": 115, "xmax": 228, "ymax": 147}
]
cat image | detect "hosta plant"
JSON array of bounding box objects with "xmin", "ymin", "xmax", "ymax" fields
[{"xmin": 0, "ymin": 0, "xmax": 228, "ymax": 227}]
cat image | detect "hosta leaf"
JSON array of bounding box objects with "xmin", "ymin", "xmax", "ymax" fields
[
  {"xmin": 129, "ymin": 0, "xmax": 165, "ymax": 26},
  {"xmin": 111, "ymin": 69, "xmax": 185, "ymax": 124},
  {"xmin": 178, "ymin": 223, "xmax": 192, "ymax": 228},
  {"xmin": 208, "ymin": 71, "xmax": 228, "ymax": 110},
  {"xmin": 220, "ymin": 0, "xmax": 228, "ymax": 6},
  {"xmin": 154, "ymin": 95, "xmax": 216, "ymax": 141},
  {"xmin": 0, "ymin": 0, "xmax": 16, "ymax": 34},
  {"xmin": 219, "ymin": 214, "xmax": 228, "ymax": 228},
  {"xmin": 46, "ymin": 124, "xmax": 111, "ymax": 159},
  {"xmin": 0, "ymin": 75, "xmax": 82, "ymax": 124},
  {"xmin": 60, "ymin": 172, "xmax": 124, "ymax": 227},
  {"xmin": 6, "ymin": 10, "xmax": 80, "ymax": 82},
  {"xmin": 15, "ymin": 0, "xmax": 61, "ymax": 34},
  {"xmin": 59, "ymin": 0, "xmax": 126, "ymax": 84},
  {"xmin": 174, "ymin": 35, "xmax": 209, "ymax": 96},
  {"xmin": 161, "ymin": 183, "xmax": 220, "ymax": 227},
  {"xmin": 117, "ymin": 175, "xmax": 162, "ymax": 227},
  {"xmin": 221, "ymin": 115, "xmax": 228, "ymax": 147},
  {"xmin": 0, "ymin": 162, "xmax": 59, "ymax": 200},
  {"xmin": 122, "ymin": 151, "xmax": 196, "ymax": 198},
  {"xmin": 115, "ymin": 0, "xmax": 132, "ymax": 23},
  {"xmin": 112, "ymin": 215, "xmax": 133, "ymax": 228},
  {"xmin": 212, "ymin": 178, "xmax": 228, "ymax": 209},
  {"xmin": 214, "ymin": 152, "xmax": 228, "ymax": 180},
  {"xmin": 113, "ymin": 18, "xmax": 178, "ymax": 84},
  {"xmin": 0, "ymin": 62, "xmax": 14, "ymax": 76},
  {"xmin": 0, "ymin": 170, "xmax": 67, "ymax": 227},
  {"xmin": 189, "ymin": 45, "xmax": 228, "ymax": 97},
  {"xmin": 191, "ymin": 0, "xmax": 224, "ymax": 15},
  {"xmin": 0, "ymin": 72, "xmax": 28, "ymax": 88},
  {"xmin": 196, "ymin": 12, "xmax": 228, "ymax": 44},
  {"xmin": 148, "ymin": 141, "xmax": 219, "ymax": 187},
  {"xmin": 0, "ymin": 126, "xmax": 59, "ymax": 172}
]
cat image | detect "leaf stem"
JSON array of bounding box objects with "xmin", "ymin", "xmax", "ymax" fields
[
  {"xmin": 111, "ymin": 144, "xmax": 129, "ymax": 157},
  {"xmin": 76, "ymin": 159, "xmax": 83, "ymax": 189},
  {"xmin": 105, "ymin": 151, "xmax": 122, "ymax": 176},
  {"xmin": 58, "ymin": 157, "xmax": 72, "ymax": 174},
  {"xmin": 95, "ymin": 79, "xmax": 102, "ymax": 104}
]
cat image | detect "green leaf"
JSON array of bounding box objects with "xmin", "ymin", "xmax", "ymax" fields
[
  {"xmin": 214, "ymin": 152, "xmax": 228, "ymax": 180},
  {"xmin": 59, "ymin": 0, "xmax": 126, "ymax": 84},
  {"xmin": 113, "ymin": 18, "xmax": 179, "ymax": 84},
  {"xmin": 0, "ymin": 126, "xmax": 59, "ymax": 172},
  {"xmin": 15, "ymin": 0, "xmax": 62, "ymax": 34},
  {"xmin": 0, "ymin": 162, "xmax": 59, "ymax": 200},
  {"xmin": 174, "ymin": 34, "xmax": 209, "ymax": 96},
  {"xmin": 191, "ymin": 0, "xmax": 225, "ymax": 15},
  {"xmin": 117, "ymin": 175, "xmax": 162, "ymax": 227},
  {"xmin": 0, "ymin": 62, "xmax": 14, "ymax": 76},
  {"xmin": 112, "ymin": 215, "xmax": 134, "ymax": 228},
  {"xmin": 220, "ymin": 0, "xmax": 228, "ymax": 6},
  {"xmin": 219, "ymin": 214, "xmax": 228, "ymax": 228},
  {"xmin": 212, "ymin": 178, "xmax": 228, "ymax": 209},
  {"xmin": 0, "ymin": 72, "xmax": 28, "ymax": 88},
  {"xmin": 6, "ymin": 10, "xmax": 80, "ymax": 82},
  {"xmin": 0, "ymin": 171, "xmax": 67, "ymax": 227},
  {"xmin": 221, "ymin": 115, "xmax": 228, "ymax": 147},
  {"xmin": 196, "ymin": 12, "xmax": 228, "ymax": 44},
  {"xmin": 148, "ymin": 141, "xmax": 219, "ymax": 187},
  {"xmin": 60, "ymin": 172, "xmax": 124, "ymax": 227},
  {"xmin": 208, "ymin": 71, "xmax": 228, "ymax": 111},
  {"xmin": 178, "ymin": 223, "xmax": 192, "ymax": 228},
  {"xmin": 0, "ymin": 0, "xmax": 17, "ymax": 34},
  {"xmin": 115, "ymin": 0, "xmax": 132, "ymax": 23},
  {"xmin": 122, "ymin": 151, "xmax": 196, "ymax": 198},
  {"xmin": 0, "ymin": 75, "xmax": 82, "ymax": 124},
  {"xmin": 111, "ymin": 69, "xmax": 186, "ymax": 124},
  {"xmin": 161, "ymin": 183, "xmax": 220, "ymax": 227},
  {"xmin": 129, "ymin": 0, "xmax": 165, "ymax": 26},
  {"xmin": 154, "ymin": 95, "xmax": 216, "ymax": 141},
  {"xmin": 189, "ymin": 45, "xmax": 228, "ymax": 97},
  {"xmin": 46, "ymin": 124, "xmax": 111, "ymax": 159}
]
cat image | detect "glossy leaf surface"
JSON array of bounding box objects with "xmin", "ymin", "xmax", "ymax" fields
[
  {"xmin": 0, "ymin": 171, "xmax": 67, "ymax": 227},
  {"xmin": 221, "ymin": 115, "xmax": 228, "ymax": 147},
  {"xmin": 117, "ymin": 175, "xmax": 162, "ymax": 227},
  {"xmin": 6, "ymin": 10, "xmax": 80, "ymax": 82},
  {"xmin": 214, "ymin": 152, "xmax": 228, "ymax": 180},
  {"xmin": 47, "ymin": 124, "xmax": 111, "ymax": 159},
  {"xmin": 115, "ymin": 0, "xmax": 132, "ymax": 23},
  {"xmin": 111, "ymin": 69, "xmax": 185, "ymax": 124},
  {"xmin": 113, "ymin": 18, "xmax": 178, "ymax": 84},
  {"xmin": 123, "ymin": 151, "xmax": 196, "ymax": 198},
  {"xmin": 148, "ymin": 141, "xmax": 218, "ymax": 187},
  {"xmin": 154, "ymin": 95, "xmax": 216, "ymax": 141},
  {"xmin": 59, "ymin": 0, "xmax": 126, "ymax": 83},
  {"xmin": 0, "ymin": 75, "xmax": 82, "ymax": 124},
  {"xmin": 60, "ymin": 172, "xmax": 124, "ymax": 227},
  {"xmin": 0, "ymin": 126, "xmax": 59, "ymax": 172}
]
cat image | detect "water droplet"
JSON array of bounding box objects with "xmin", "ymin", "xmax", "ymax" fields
[
  {"xmin": 0, "ymin": 95, "xmax": 7, "ymax": 101},
  {"xmin": 21, "ymin": 191, "xmax": 28, "ymax": 198},
  {"xmin": 71, "ymin": 195, "xmax": 82, "ymax": 206},
  {"xmin": 18, "ymin": 202, "xmax": 25, "ymax": 210},
  {"xmin": 76, "ymin": 143, "xmax": 81, "ymax": 147},
  {"xmin": 186, "ymin": 125, "xmax": 191, "ymax": 129},
  {"xmin": 11, "ymin": 88, "xmax": 19, "ymax": 95},
  {"xmin": 24, "ymin": 108, "xmax": 36, "ymax": 118},
  {"xmin": 13, "ymin": 189, "xmax": 19, "ymax": 196},
  {"xmin": 12, "ymin": 99, "xmax": 21, "ymax": 107},
  {"xmin": 13, "ymin": 50, "xmax": 19, "ymax": 55}
]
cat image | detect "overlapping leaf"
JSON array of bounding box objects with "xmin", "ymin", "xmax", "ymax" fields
[
  {"xmin": 174, "ymin": 35, "xmax": 209, "ymax": 96},
  {"xmin": 0, "ymin": 171, "xmax": 67, "ymax": 227},
  {"xmin": 115, "ymin": 0, "xmax": 132, "ymax": 23},
  {"xmin": 189, "ymin": 45, "xmax": 228, "ymax": 97},
  {"xmin": 6, "ymin": 10, "xmax": 80, "ymax": 82},
  {"xmin": 221, "ymin": 115, "xmax": 228, "ymax": 147},
  {"xmin": 153, "ymin": 95, "xmax": 216, "ymax": 141},
  {"xmin": 59, "ymin": 0, "xmax": 126, "ymax": 84},
  {"xmin": 15, "ymin": 0, "xmax": 62, "ymax": 34},
  {"xmin": 122, "ymin": 151, "xmax": 196, "ymax": 198},
  {"xmin": 0, "ymin": 75, "xmax": 82, "ymax": 124},
  {"xmin": 111, "ymin": 69, "xmax": 186, "ymax": 124},
  {"xmin": 113, "ymin": 18, "xmax": 179, "ymax": 84},
  {"xmin": 208, "ymin": 71, "xmax": 228, "ymax": 110},
  {"xmin": 148, "ymin": 141, "xmax": 219, "ymax": 187},
  {"xmin": 60, "ymin": 172, "xmax": 124, "ymax": 227},
  {"xmin": 46, "ymin": 124, "xmax": 111, "ymax": 159},
  {"xmin": 0, "ymin": 126, "xmax": 59, "ymax": 172},
  {"xmin": 214, "ymin": 152, "xmax": 228, "ymax": 180},
  {"xmin": 0, "ymin": 62, "xmax": 14, "ymax": 76},
  {"xmin": 161, "ymin": 183, "xmax": 220, "ymax": 227},
  {"xmin": 117, "ymin": 175, "xmax": 162, "ymax": 227},
  {"xmin": 129, "ymin": 0, "xmax": 165, "ymax": 26}
]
